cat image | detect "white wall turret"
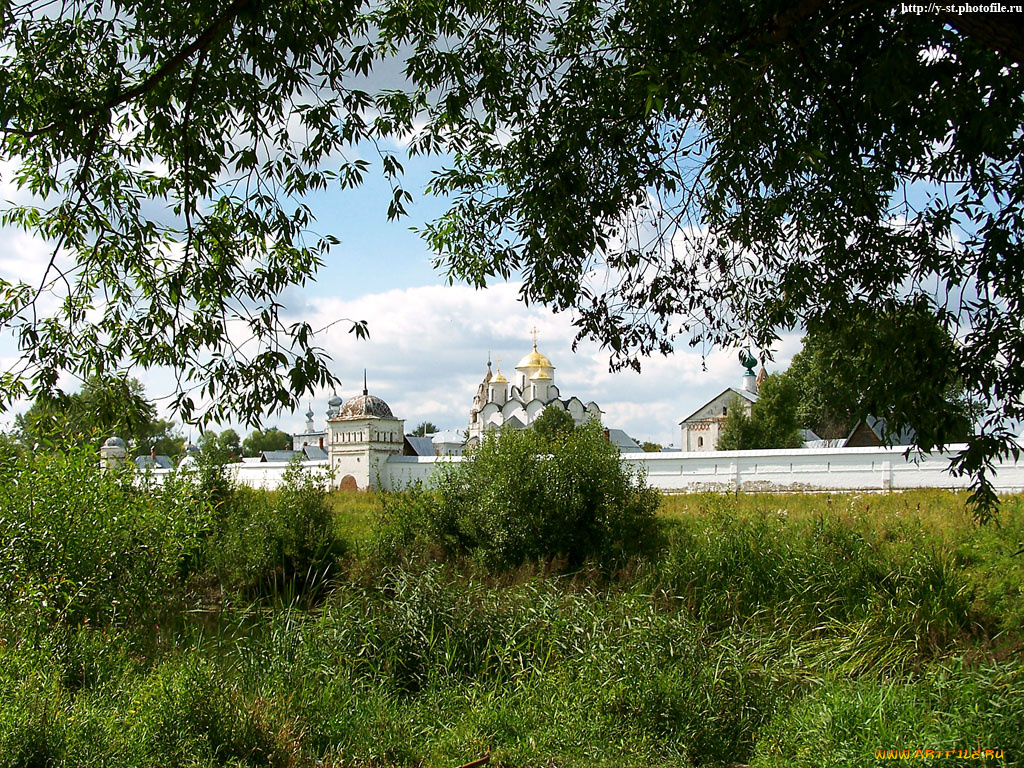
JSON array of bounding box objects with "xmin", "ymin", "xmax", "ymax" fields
[
  {"xmin": 326, "ymin": 373, "xmax": 404, "ymax": 490},
  {"xmin": 100, "ymin": 435, "xmax": 127, "ymax": 471}
]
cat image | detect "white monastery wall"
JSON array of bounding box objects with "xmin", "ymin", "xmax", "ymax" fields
[
  {"xmin": 140, "ymin": 443, "xmax": 1024, "ymax": 494},
  {"xmin": 619, "ymin": 444, "xmax": 1024, "ymax": 493},
  {"xmin": 382, "ymin": 455, "xmax": 460, "ymax": 489},
  {"xmin": 232, "ymin": 460, "xmax": 330, "ymax": 489},
  {"xmin": 138, "ymin": 459, "xmax": 331, "ymax": 490}
]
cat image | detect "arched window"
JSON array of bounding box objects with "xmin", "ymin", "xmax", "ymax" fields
[{"xmin": 698, "ymin": 436, "xmax": 704, "ymax": 448}]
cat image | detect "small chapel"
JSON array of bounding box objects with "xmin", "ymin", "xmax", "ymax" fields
[
  {"xmin": 466, "ymin": 330, "xmax": 602, "ymax": 446},
  {"xmin": 678, "ymin": 354, "xmax": 767, "ymax": 451}
]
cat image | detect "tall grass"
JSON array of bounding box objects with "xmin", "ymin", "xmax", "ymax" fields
[
  {"xmin": 1, "ymin": 453, "xmax": 1021, "ymax": 767},
  {"xmin": 0, "ymin": 447, "xmax": 210, "ymax": 628}
]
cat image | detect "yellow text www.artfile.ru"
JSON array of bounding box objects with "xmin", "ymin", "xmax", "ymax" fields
[{"xmin": 875, "ymin": 749, "xmax": 1004, "ymax": 760}]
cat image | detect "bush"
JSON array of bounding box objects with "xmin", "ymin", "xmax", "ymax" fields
[
  {"xmin": 0, "ymin": 447, "xmax": 209, "ymax": 628},
  {"xmin": 207, "ymin": 459, "xmax": 342, "ymax": 597},
  {"xmin": 378, "ymin": 420, "xmax": 660, "ymax": 570}
]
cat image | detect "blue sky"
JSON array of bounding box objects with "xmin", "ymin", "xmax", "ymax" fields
[{"xmin": 0, "ymin": 148, "xmax": 803, "ymax": 448}]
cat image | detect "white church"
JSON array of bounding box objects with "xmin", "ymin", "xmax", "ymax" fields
[
  {"xmin": 466, "ymin": 331, "xmax": 602, "ymax": 446},
  {"xmin": 308, "ymin": 333, "xmax": 608, "ymax": 489},
  {"xmin": 678, "ymin": 361, "xmax": 767, "ymax": 451}
]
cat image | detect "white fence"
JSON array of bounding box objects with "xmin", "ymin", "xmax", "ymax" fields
[
  {"xmin": 620, "ymin": 444, "xmax": 1024, "ymax": 493},
  {"xmin": 378, "ymin": 445, "xmax": 1024, "ymax": 493},
  {"xmin": 142, "ymin": 444, "xmax": 1024, "ymax": 494},
  {"xmin": 140, "ymin": 459, "xmax": 330, "ymax": 490},
  {"xmin": 233, "ymin": 460, "xmax": 330, "ymax": 489},
  {"xmin": 382, "ymin": 455, "xmax": 460, "ymax": 489}
]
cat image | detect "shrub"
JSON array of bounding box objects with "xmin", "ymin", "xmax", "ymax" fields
[
  {"xmin": 378, "ymin": 420, "xmax": 660, "ymax": 570},
  {"xmin": 0, "ymin": 447, "xmax": 208, "ymax": 627},
  {"xmin": 207, "ymin": 459, "xmax": 342, "ymax": 597},
  {"xmin": 530, "ymin": 405, "xmax": 575, "ymax": 441}
]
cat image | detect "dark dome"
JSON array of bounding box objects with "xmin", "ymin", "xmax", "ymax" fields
[{"xmin": 339, "ymin": 393, "xmax": 394, "ymax": 419}]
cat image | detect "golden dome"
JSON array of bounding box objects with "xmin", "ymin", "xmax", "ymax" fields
[
  {"xmin": 516, "ymin": 344, "xmax": 554, "ymax": 370},
  {"xmin": 530, "ymin": 369, "xmax": 552, "ymax": 380},
  {"xmin": 491, "ymin": 357, "xmax": 509, "ymax": 383}
]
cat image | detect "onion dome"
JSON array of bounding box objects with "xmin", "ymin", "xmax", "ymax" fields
[
  {"xmin": 739, "ymin": 349, "xmax": 758, "ymax": 373},
  {"xmin": 103, "ymin": 436, "xmax": 126, "ymax": 449},
  {"xmin": 517, "ymin": 328, "xmax": 555, "ymax": 370},
  {"xmin": 491, "ymin": 358, "xmax": 508, "ymax": 383},
  {"xmin": 339, "ymin": 393, "xmax": 394, "ymax": 419},
  {"xmin": 326, "ymin": 390, "xmax": 343, "ymax": 419},
  {"xmin": 516, "ymin": 347, "xmax": 554, "ymax": 369},
  {"xmin": 530, "ymin": 369, "xmax": 552, "ymax": 380}
]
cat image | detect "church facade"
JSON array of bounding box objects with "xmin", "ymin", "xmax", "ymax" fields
[
  {"xmin": 678, "ymin": 364, "xmax": 766, "ymax": 451},
  {"xmin": 466, "ymin": 335, "xmax": 601, "ymax": 446}
]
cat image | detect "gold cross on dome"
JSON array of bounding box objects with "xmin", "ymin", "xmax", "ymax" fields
[
  {"xmin": 495, "ymin": 357, "xmax": 502, "ymax": 372},
  {"xmin": 531, "ymin": 325, "xmax": 539, "ymax": 348}
]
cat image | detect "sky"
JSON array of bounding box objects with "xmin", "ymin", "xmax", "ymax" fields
[{"xmin": 0, "ymin": 144, "xmax": 804, "ymax": 449}]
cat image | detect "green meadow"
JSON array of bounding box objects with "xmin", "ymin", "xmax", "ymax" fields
[{"xmin": 1, "ymin": 444, "xmax": 1021, "ymax": 767}]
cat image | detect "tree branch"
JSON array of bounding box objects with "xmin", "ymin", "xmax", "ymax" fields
[{"xmin": 8, "ymin": 0, "xmax": 256, "ymax": 138}]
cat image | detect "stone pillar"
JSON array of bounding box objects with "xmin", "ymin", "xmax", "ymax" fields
[{"xmin": 100, "ymin": 436, "xmax": 127, "ymax": 471}]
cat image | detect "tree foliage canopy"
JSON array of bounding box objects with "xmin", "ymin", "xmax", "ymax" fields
[
  {"xmin": 1, "ymin": 0, "xmax": 383, "ymax": 423},
  {"xmin": 198, "ymin": 428, "xmax": 241, "ymax": 462},
  {"xmin": 718, "ymin": 374, "xmax": 804, "ymax": 451},
  {"xmin": 784, "ymin": 310, "xmax": 976, "ymax": 443},
  {"xmin": 2, "ymin": 1, "xmax": 1022, "ymax": 505},
  {"xmin": 241, "ymin": 427, "xmax": 291, "ymax": 457},
  {"xmin": 15, "ymin": 374, "xmax": 181, "ymax": 454},
  {"xmin": 389, "ymin": 3, "xmax": 1024, "ymax": 506}
]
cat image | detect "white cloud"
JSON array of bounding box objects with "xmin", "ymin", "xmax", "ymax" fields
[
  {"xmin": 277, "ymin": 282, "xmax": 804, "ymax": 447},
  {"xmin": 0, "ymin": 268, "xmax": 807, "ymax": 445}
]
